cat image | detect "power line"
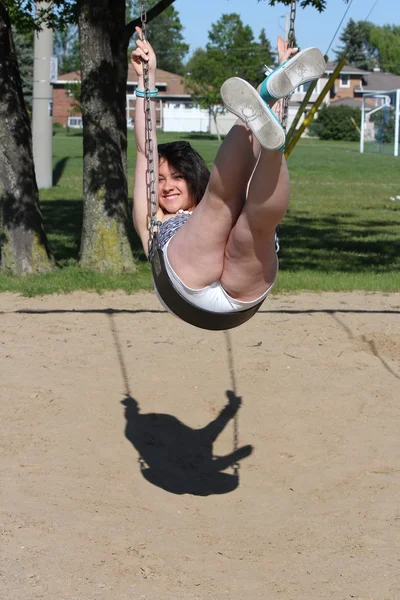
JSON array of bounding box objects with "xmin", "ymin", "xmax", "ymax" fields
[
  {"xmin": 325, "ymin": 0, "xmax": 355, "ymax": 56},
  {"xmin": 365, "ymin": 0, "xmax": 380, "ymax": 21}
]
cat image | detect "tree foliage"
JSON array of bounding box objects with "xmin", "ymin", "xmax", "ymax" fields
[
  {"xmin": 261, "ymin": 0, "xmax": 349, "ymax": 11},
  {"xmin": 185, "ymin": 46, "xmax": 220, "ymax": 117},
  {"xmin": 208, "ymin": 13, "xmax": 267, "ymax": 82},
  {"xmin": 184, "ymin": 14, "xmax": 265, "ymax": 138},
  {"xmin": 4, "ymin": 0, "xmax": 77, "ymax": 32},
  {"xmin": 54, "ymin": 25, "xmax": 80, "ymax": 74},
  {"xmin": 308, "ymin": 105, "xmax": 361, "ymax": 141},
  {"xmin": 128, "ymin": 0, "xmax": 188, "ymax": 74},
  {"xmin": 334, "ymin": 19, "xmax": 373, "ymax": 70},
  {"xmin": 185, "ymin": 13, "xmax": 275, "ymax": 139},
  {"xmin": 185, "ymin": 14, "xmax": 272, "ymax": 98},
  {"xmin": 258, "ymin": 28, "xmax": 276, "ymax": 67},
  {"xmin": 369, "ymin": 24, "xmax": 400, "ymax": 75},
  {"xmin": 13, "ymin": 27, "xmax": 33, "ymax": 108},
  {"xmin": 334, "ymin": 19, "xmax": 400, "ymax": 75}
]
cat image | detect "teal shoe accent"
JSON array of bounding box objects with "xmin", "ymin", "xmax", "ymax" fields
[
  {"xmin": 260, "ymin": 59, "xmax": 290, "ymax": 103},
  {"xmin": 259, "ymin": 48, "xmax": 326, "ymax": 104},
  {"xmin": 259, "ymin": 77, "xmax": 271, "ymax": 102}
]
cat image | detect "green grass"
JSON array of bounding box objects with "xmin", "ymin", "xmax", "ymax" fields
[
  {"xmin": 278, "ymin": 138, "xmax": 400, "ymax": 292},
  {"xmin": 1, "ymin": 132, "xmax": 399, "ymax": 296}
]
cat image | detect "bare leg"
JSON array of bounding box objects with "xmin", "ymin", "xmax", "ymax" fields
[
  {"xmin": 220, "ymin": 150, "xmax": 290, "ymax": 301},
  {"xmin": 166, "ymin": 119, "xmax": 261, "ymax": 288},
  {"xmin": 163, "ymin": 47, "xmax": 324, "ymax": 297}
]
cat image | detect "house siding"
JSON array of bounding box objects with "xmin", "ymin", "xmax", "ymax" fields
[
  {"xmin": 53, "ymin": 86, "xmax": 75, "ymax": 126},
  {"xmin": 332, "ymin": 76, "xmax": 361, "ymax": 100},
  {"xmin": 52, "ymin": 66, "xmax": 188, "ymax": 127}
]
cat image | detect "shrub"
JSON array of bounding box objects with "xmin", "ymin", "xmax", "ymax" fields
[
  {"xmin": 308, "ymin": 105, "xmax": 361, "ymax": 141},
  {"xmin": 53, "ymin": 122, "xmax": 64, "ymax": 136}
]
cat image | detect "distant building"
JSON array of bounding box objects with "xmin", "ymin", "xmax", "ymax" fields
[
  {"xmin": 52, "ymin": 62, "xmax": 400, "ymax": 134},
  {"xmin": 323, "ymin": 62, "xmax": 400, "ymax": 109},
  {"xmin": 53, "ymin": 65, "xmax": 194, "ymax": 129}
]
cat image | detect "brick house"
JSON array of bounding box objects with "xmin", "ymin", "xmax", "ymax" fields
[
  {"xmin": 52, "ymin": 71, "xmax": 81, "ymax": 126},
  {"xmin": 52, "ymin": 64, "xmax": 190, "ymax": 128},
  {"xmin": 323, "ymin": 62, "xmax": 400, "ymax": 108},
  {"xmin": 324, "ymin": 62, "xmax": 370, "ymax": 103}
]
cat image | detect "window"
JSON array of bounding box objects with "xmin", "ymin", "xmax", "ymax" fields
[
  {"xmin": 67, "ymin": 116, "xmax": 83, "ymax": 128},
  {"xmin": 340, "ymin": 74, "xmax": 350, "ymax": 88},
  {"xmin": 297, "ymin": 80, "xmax": 319, "ymax": 94}
]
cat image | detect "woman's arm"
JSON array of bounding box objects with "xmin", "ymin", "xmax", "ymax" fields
[
  {"xmin": 277, "ymin": 35, "xmax": 298, "ymax": 63},
  {"xmin": 131, "ymin": 27, "xmax": 158, "ymax": 256}
]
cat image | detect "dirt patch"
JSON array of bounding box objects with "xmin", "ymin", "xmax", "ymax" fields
[{"xmin": 1, "ymin": 291, "xmax": 399, "ymax": 600}]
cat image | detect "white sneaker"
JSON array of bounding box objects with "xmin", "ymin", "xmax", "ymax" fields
[
  {"xmin": 260, "ymin": 47, "xmax": 326, "ymax": 101},
  {"xmin": 220, "ymin": 77, "xmax": 285, "ymax": 151}
]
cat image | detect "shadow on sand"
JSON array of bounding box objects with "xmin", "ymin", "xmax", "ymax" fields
[{"xmin": 121, "ymin": 391, "xmax": 253, "ymax": 496}]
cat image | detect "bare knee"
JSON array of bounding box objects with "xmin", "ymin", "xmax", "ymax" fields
[
  {"xmin": 224, "ymin": 220, "xmax": 276, "ymax": 263},
  {"xmin": 221, "ymin": 225, "xmax": 277, "ymax": 300},
  {"xmin": 246, "ymin": 199, "xmax": 288, "ymax": 233}
]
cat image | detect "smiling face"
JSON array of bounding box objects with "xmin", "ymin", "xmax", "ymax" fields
[{"xmin": 158, "ymin": 159, "xmax": 195, "ymax": 215}]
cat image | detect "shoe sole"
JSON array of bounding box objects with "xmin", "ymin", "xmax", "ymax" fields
[
  {"xmin": 267, "ymin": 47, "xmax": 326, "ymax": 99},
  {"xmin": 220, "ymin": 77, "xmax": 285, "ymax": 151}
]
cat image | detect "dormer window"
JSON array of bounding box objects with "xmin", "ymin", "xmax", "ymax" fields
[{"xmin": 340, "ymin": 74, "xmax": 350, "ymax": 88}]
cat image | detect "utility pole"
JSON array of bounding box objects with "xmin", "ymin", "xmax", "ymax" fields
[
  {"xmin": 32, "ymin": 2, "xmax": 53, "ymax": 189},
  {"xmin": 395, "ymin": 89, "xmax": 399, "ymax": 158},
  {"xmin": 285, "ymin": 12, "xmax": 290, "ymax": 42}
]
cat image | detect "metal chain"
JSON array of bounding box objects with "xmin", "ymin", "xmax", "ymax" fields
[
  {"xmin": 140, "ymin": 0, "xmax": 158, "ymax": 244},
  {"xmin": 224, "ymin": 331, "xmax": 240, "ymax": 475},
  {"xmin": 287, "ymin": 0, "xmax": 297, "ymax": 48},
  {"xmin": 281, "ymin": 0, "xmax": 297, "ymax": 133}
]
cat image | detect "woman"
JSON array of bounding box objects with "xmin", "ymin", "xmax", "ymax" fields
[{"xmin": 132, "ymin": 28, "xmax": 325, "ymax": 315}]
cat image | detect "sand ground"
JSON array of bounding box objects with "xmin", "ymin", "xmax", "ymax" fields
[{"xmin": 1, "ymin": 290, "xmax": 399, "ymax": 600}]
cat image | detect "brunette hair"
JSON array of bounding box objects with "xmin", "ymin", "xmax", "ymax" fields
[{"xmin": 158, "ymin": 141, "xmax": 210, "ymax": 205}]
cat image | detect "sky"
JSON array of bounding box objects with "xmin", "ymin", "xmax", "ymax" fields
[{"xmin": 173, "ymin": 0, "xmax": 400, "ymax": 61}]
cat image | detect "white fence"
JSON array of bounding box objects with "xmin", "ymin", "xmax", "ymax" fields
[
  {"xmin": 126, "ymin": 100, "xmax": 312, "ymax": 137},
  {"xmin": 162, "ymin": 105, "xmax": 209, "ymax": 133},
  {"xmin": 209, "ymin": 111, "xmax": 236, "ymax": 136}
]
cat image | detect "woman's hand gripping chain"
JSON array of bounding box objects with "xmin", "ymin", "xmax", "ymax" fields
[{"xmin": 130, "ymin": 26, "xmax": 157, "ymax": 77}]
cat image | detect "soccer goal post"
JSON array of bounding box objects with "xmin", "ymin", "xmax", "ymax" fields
[{"xmin": 360, "ymin": 89, "xmax": 400, "ymax": 157}]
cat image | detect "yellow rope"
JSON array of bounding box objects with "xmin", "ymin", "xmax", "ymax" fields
[{"xmin": 285, "ymin": 58, "xmax": 347, "ymax": 158}]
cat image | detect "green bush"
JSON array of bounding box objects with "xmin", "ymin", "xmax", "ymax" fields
[
  {"xmin": 308, "ymin": 105, "xmax": 361, "ymax": 141},
  {"xmin": 53, "ymin": 122, "xmax": 64, "ymax": 136}
]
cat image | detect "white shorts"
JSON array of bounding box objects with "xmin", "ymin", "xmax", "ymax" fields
[{"xmin": 154, "ymin": 239, "xmax": 277, "ymax": 315}]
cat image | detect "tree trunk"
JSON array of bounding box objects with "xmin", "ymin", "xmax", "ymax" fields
[
  {"xmin": 0, "ymin": 6, "xmax": 53, "ymax": 274},
  {"xmin": 77, "ymin": 0, "xmax": 135, "ymax": 272},
  {"xmin": 211, "ymin": 108, "xmax": 222, "ymax": 141}
]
